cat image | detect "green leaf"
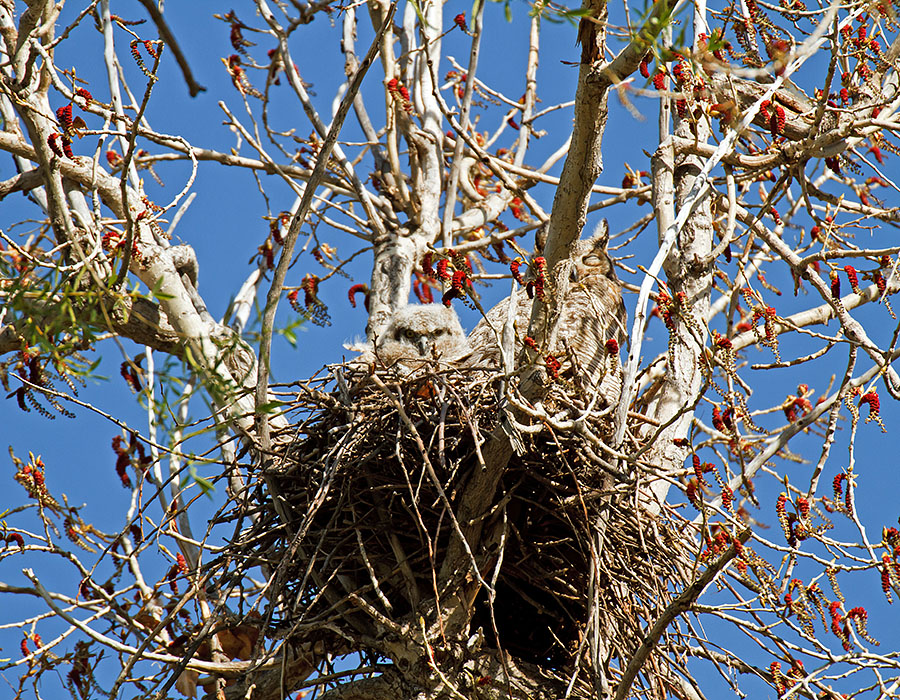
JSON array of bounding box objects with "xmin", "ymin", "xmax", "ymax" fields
[
  {"xmin": 256, "ymin": 400, "xmax": 287, "ymax": 414},
  {"xmin": 147, "ymin": 277, "xmax": 174, "ymax": 300},
  {"xmin": 470, "ymin": 0, "xmax": 483, "ymax": 23},
  {"xmin": 188, "ymin": 465, "xmax": 215, "ymax": 498},
  {"xmin": 407, "ymin": 0, "xmax": 427, "ymax": 27}
]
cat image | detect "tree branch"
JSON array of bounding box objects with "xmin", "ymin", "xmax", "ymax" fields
[
  {"xmin": 134, "ymin": 0, "xmax": 206, "ymax": 96},
  {"xmin": 613, "ymin": 529, "xmax": 752, "ymax": 700}
]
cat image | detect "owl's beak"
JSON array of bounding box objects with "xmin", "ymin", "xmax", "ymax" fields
[{"xmin": 415, "ymin": 337, "xmax": 431, "ymax": 356}]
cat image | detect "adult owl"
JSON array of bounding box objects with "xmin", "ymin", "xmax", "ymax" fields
[
  {"xmin": 466, "ymin": 221, "xmax": 626, "ymax": 404},
  {"xmin": 368, "ymin": 303, "xmax": 471, "ymax": 371}
]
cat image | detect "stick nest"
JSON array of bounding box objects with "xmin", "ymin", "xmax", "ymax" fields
[{"xmin": 232, "ymin": 364, "xmax": 695, "ymax": 694}]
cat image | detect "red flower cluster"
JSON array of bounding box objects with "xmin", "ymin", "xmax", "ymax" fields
[
  {"xmin": 386, "ymin": 78, "xmax": 413, "ymax": 113},
  {"xmin": 348, "ymin": 283, "xmax": 369, "ymax": 310}
]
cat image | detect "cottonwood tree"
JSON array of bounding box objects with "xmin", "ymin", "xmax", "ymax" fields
[{"xmin": 3, "ymin": 0, "xmax": 900, "ymax": 698}]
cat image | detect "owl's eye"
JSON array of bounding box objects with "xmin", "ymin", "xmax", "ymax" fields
[
  {"xmin": 582, "ymin": 254, "xmax": 605, "ymax": 267},
  {"xmin": 404, "ymin": 328, "xmax": 418, "ymax": 340}
]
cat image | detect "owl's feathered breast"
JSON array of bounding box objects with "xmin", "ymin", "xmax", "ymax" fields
[{"xmin": 465, "ymin": 223, "xmax": 626, "ymax": 398}]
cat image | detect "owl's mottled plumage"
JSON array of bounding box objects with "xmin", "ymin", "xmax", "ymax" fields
[
  {"xmin": 372, "ymin": 304, "xmax": 470, "ymax": 370},
  {"xmin": 466, "ymin": 221, "xmax": 626, "ymax": 403}
]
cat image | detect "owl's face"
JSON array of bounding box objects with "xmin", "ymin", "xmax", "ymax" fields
[
  {"xmin": 389, "ymin": 321, "xmax": 451, "ymax": 357},
  {"xmin": 571, "ymin": 220, "xmax": 617, "ymax": 283},
  {"xmin": 377, "ymin": 304, "xmax": 469, "ymax": 365}
]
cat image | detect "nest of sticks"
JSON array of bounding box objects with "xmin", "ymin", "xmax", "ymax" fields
[{"xmin": 230, "ymin": 363, "xmax": 696, "ymax": 694}]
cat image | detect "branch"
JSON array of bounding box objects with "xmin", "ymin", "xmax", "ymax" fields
[
  {"xmin": 734, "ymin": 204, "xmax": 900, "ymax": 388},
  {"xmin": 0, "ymin": 167, "xmax": 42, "ymax": 197},
  {"xmin": 21, "ymin": 568, "xmax": 275, "ymax": 676},
  {"xmin": 0, "ymin": 135, "xmax": 276, "ymax": 439},
  {"xmin": 440, "ymin": 0, "xmax": 486, "ymax": 246},
  {"xmin": 540, "ymin": 0, "xmax": 671, "ymax": 274},
  {"xmin": 730, "ymin": 277, "xmax": 900, "ymax": 353},
  {"xmin": 613, "ymin": 529, "xmax": 752, "ymax": 700},
  {"xmin": 134, "ymin": 0, "xmax": 206, "ymax": 96},
  {"xmin": 613, "ymin": 12, "xmax": 842, "ymax": 446},
  {"xmin": 254, "ymin": 2, "xmax": 393, "ymax": 450},
  {"xmin": 0, "ymin": 292, "xmax": 183, "ymax": 356}
]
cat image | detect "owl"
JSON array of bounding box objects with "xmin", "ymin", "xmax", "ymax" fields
[
  {"xmin": 368, "ymin": 303, "xmax": 471, "ymax": 371},
  {"xmin": 466, "ymin": 221, "xmax": 626, "ymax": 404}
]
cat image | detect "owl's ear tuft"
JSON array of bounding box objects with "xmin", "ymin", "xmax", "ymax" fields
[{"xmin": 592, "ymin": 219, "xmax": 609, "ymax": 246}]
